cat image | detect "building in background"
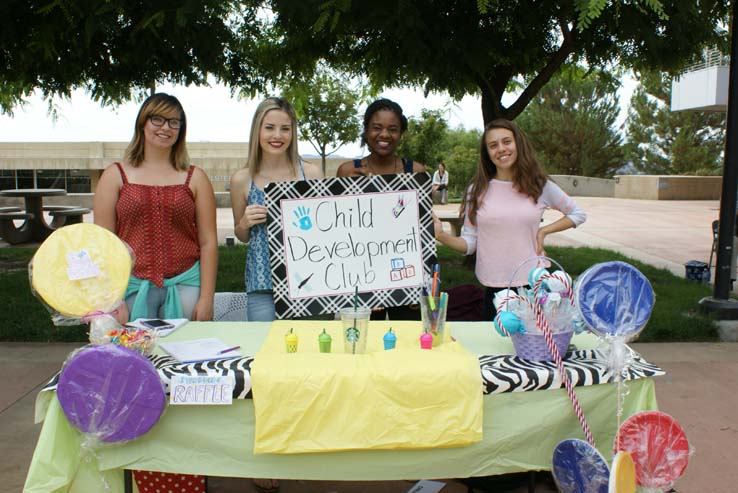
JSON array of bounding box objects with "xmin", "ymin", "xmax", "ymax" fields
[{"xmin": 0, "ymin": 142, "xmax": 346, "ymax": 193}]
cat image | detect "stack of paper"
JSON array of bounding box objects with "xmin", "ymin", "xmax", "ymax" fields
[{"xmin": 159, "ymin": 338, "xmax": 241, "ymax": 363}]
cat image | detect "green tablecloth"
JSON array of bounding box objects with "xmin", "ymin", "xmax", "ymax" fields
[{"xmin": 24, "ymin": 322, "xmax": 659, "ymax": 493}]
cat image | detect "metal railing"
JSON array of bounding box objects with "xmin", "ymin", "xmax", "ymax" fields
[{"xmin": 680, "ymin": 48, "xmax": 730, "ymax": 75}]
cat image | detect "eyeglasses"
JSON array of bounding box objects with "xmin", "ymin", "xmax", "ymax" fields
[{"xmin": 148, "ymin": 115, "xmax": 182, "ymax": 129}]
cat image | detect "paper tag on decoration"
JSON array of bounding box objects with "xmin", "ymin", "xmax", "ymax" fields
[
  {"xmin": 65, "ymin": 250, "xmax": 101, "ymax": 280},
  {"xmin": 169, "ymin": 375, "xmax": 235, "ymax": 405}
]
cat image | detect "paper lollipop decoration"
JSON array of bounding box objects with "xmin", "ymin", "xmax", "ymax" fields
[
  {"xmin": 31, "ymin": 223, "xmax": 132, "ymax": 321},
  {"xmin": 609, "ymin": 451, "xmax": 636, "ymax": 493},
  {"xmin": 615, "ymin": 411, "xmax": 690, "ymax": 491},
  {"xmin": 552, "ymin": 438, "xmax": 610, "ymax": 493},
  {"xmin": 57, "ymin": 344, "xmax": 165, "ymax": 442},
  {"xmin": 575, "ymin": 261, "xmax": 654, "ymax": 341}
]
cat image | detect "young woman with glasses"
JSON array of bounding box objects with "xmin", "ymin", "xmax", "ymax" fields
[
  {"xmin": 93, "ymin": 93, "xmax": 217, "ymax": 492},
  {"xmin": 94, "ymin": 92, "xmax": 218, "ymax": 323}
]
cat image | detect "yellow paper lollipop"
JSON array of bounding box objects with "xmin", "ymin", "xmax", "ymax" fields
[
  {"xmin": 609, "ymin": 450, "xmax": 636, "ymax": 493},
  {"xmin": 31, "ymin": 223, "xmax": 132, "ymax": 317}
]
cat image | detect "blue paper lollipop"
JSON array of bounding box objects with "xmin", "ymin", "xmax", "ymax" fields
[
  {"xmin": 552, "ymin": 438, "xmax": 610, "ymax": 493},
  {"xmin": 575, "ymin": 261, "xmax": 654, "ymax": 341}
]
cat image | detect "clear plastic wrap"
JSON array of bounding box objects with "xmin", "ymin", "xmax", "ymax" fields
[
  {"xmin": 87, "ymin": 315, "xmax": 159, "ymax": 356},
  {"xmin": 615, "ymin": 411, "xmax": 691, "ymax": 492},
  {"xmin": 56, "ymin": 344, "xmax": 166, "ymax": 444},
  {"xmin": 495, "ymin": 258, "xmax": 579, "ymax": 337},
  {"xmin": 575, "ymin": 261, "xmax": 656, "ymax": 424},
  {"xmin": 552, "ymin": 438, "xmax": 610, "ymax": 493},
  {"xmin": 28, "ymin": 223, "xmax": 133, "ymax": 326},
  {"xmin": 575, "ymin": 261, "xmax": 654, "ymax": 342}
]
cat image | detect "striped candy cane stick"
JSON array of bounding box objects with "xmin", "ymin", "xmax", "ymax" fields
[
  {"xmin": 542, "ymin": 272, "xmax": 575, "ymax": 304},
  {"xmin": 495, "ymin": 294, "xmax": 535, "ymax": 337},
  {"xmin": 533, "ymin": 276, "xmax": 595, "ymax": 446}
]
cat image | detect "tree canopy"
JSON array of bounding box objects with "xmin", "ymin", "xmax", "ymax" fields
[
  {"xmin": 1, "ymin": 0, "xmax": 729, "ymax": 126},
  {"xmin": 516, "ymin": 65, "xmax": 624, "ymax": 178},
  {"xmin": 0, "ymin": 0, "xmax": 269, "ymax": 113},
  {"xmin": 271, "ymin": 0, "xmax": 728, "ymax": 123},
  {"xmin": 625, "ymin": 70, "xmax": 726, "ymax": 175}
]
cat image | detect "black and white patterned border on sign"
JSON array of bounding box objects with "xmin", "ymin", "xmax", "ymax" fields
[{"xmin": 266, "ymin": 173, "xmax": 437, "ymax": 319}]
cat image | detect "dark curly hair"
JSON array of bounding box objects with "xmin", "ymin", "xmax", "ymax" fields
[{"xmin": 360, "ymin": 98, "xmax": 408, "ymax": 147}]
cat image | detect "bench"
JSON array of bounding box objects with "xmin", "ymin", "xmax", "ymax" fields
[
  {"xmin": 435, "ymin": 210, "xmax": 463, "ymax": 236},
  {"xmin": 0, "ymin": 211, "xmax": 35, "ymax": 244},
  {"xmin": 0, "ymin": 206, "xmax": 22, "ymax": 213},
  {"xmin": 48, "ymin": 207, "xmax": 90, "ymax": 228}
]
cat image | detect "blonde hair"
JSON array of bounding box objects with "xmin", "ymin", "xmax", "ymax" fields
[
  {"xmin": 246, "ymin": 97, "xmax": 300, "ymax": 177},
  {"xmin": 124, "ymin": 93, "xmax": 190, "ymax": 171}
]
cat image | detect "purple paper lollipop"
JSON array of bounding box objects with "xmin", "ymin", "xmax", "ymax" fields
[{"xmin": 57, "ymin": 344, "xmax": 165, "ymax": 442}]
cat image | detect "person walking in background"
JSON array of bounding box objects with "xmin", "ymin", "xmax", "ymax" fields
[
  {"xmin": 94, "ymin": 92, "xmax": 217, "ymax": 323},
  {"xmin": 433, "ymin": 118, "xmax": 585, "ymax": 320},
  {"xmin": 93, "ymin": 92, "xmax": 217, "ymax": 493},
  {"xmin": 432, "ymin": 161, "xmax": 449, "ymax": 204},
  {"xmin": 337, "ymin": 98, "xmax": 426, "ymax": 320},
  {"xmin": 230, "ymin": 97, "xmax": 323, "ymax": 324}
]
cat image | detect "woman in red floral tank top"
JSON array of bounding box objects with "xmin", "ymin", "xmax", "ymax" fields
[{"xmin": 94, "ymin": 93, "xmax": 218, "ymax": 324}]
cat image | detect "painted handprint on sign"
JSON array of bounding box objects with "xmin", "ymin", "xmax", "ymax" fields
[{"xmin": 292, "ymin": 206, "xmax": 313, "ymax": 230}]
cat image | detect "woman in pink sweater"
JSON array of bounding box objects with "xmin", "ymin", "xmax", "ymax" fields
[{"xmin": 434, "ymin": 119, "xmax": 586, "ymax": 320}]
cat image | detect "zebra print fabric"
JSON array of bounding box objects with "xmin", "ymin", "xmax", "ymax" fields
[
  {"xmin": 479, "ymin": 348, "xmax": 664, "ymax": 395},
  {"xmin": 42, "ymin": 348, "xmax": 662, "ymax": 399},
  {"xmin": 42, "ymin": 354, "xmax": 255, "ymax": 399},
  {"xmin": 148, "ymin": 354, "xmax": 254, "ymax": 399}
]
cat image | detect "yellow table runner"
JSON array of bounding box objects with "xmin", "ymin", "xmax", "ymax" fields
[{"xmin": 251, "ymin": 320, "xmax": 483, "ymax": 454}]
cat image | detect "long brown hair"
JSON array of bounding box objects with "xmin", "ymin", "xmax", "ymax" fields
[
  {"xmin": 461, "ymin": 119, "xmax": 547, "ymax": 225},
  {"xmin": 124, "ymin": 93, "xmax": 190, "ymax": 170}
]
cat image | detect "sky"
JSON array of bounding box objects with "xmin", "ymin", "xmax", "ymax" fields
[
  {"xmin": 0, "ymin": 79, "xmax": 636, "ymax": 159},
  {"xmin": 0, "ymin": 83, "xmax": 489, "ymax": 159}
]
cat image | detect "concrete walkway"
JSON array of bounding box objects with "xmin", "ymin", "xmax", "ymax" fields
[{"xmin": 2, "ymin": 197, "xmax": 735, "ymax": 492}]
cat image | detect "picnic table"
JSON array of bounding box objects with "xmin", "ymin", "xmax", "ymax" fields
[{"xmin": 0, "ymin": 189, "xmax": 89, "ymax": 244}]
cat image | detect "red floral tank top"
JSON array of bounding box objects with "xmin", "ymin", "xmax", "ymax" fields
[{"xmin": 114, "ymin": 163, "xmax": 200, "ymax": 288}]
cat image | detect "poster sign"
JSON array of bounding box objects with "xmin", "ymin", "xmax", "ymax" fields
[{"xmin": 266, "ymin": 173, "xmax": 436, "ymax": 318}]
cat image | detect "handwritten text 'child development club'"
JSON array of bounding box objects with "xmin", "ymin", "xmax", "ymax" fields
[{"xmin": 286, "ymin": 197, "xmax": 419, "ymax": 291}]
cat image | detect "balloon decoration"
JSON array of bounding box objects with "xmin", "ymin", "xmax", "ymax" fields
[{"xmin": 57, "ymin": 344, "xmax": 165, "ymax": 443}]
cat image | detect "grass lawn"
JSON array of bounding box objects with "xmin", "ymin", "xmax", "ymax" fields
[{"xmin": 0, "ymin": 244, "xmax": 717, "ymax": 342}]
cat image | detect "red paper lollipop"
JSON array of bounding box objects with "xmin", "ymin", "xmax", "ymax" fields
[{"xmin": 615, "ymin": 411, "xmax": 690, "ymax": 489}]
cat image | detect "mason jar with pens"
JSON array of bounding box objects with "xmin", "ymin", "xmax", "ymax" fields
[{"xmin": 420, "ymin": 264, "xmax": 449, "ymax": 347}]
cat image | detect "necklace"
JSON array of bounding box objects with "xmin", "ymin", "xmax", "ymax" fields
[{"xmin": 366, "ymin": 156, "xmax": 399, "ymax": 175}]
